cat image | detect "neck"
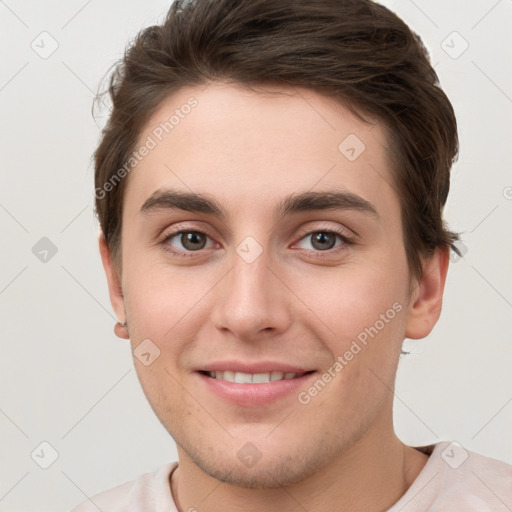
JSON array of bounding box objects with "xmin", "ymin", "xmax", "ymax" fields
[{"xmin": 170, "ymin": 419, "xmax": 429, "ymax": 512}]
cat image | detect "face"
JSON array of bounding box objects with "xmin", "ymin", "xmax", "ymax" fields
[{"xmin": 102, "ymin": 82, "xmax": 442, "ymax": 488}]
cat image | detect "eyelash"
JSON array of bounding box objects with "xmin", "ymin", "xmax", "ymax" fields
[{"xmin": 158, "ymin": 225, "xmax": 354, "ymax": 259}]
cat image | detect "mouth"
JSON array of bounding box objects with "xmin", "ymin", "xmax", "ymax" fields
[
  {"xmin": 199, "ymin": 370, "xmax": 315, "ymax": 384},
  {"xmin": 195, "ymin": 368, "xmax": 318, "ymax": 407}
]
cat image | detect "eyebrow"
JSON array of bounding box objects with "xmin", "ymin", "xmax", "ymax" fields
[{"xmin": 140, "ymin": 188, "xmax": 380, "ymax": 222}]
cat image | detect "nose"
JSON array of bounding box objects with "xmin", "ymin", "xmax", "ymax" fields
[{"xmin": 211, "ymin": 243, "xmax": 292, "ymax": 341}]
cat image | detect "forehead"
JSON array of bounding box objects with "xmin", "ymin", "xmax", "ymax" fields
[{"xmin": 124, "ymin": 82, "xmax": 398, "ymax": 221}]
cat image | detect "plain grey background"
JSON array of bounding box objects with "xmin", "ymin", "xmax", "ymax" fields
[{"xmin": 0, "ymin": 0, "xmax": 511, "ymax": 510}]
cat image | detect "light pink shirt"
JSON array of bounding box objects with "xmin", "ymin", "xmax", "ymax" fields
[{"xmin": 71, "ymin": 441, "xmax": 512, "ymax": 511}]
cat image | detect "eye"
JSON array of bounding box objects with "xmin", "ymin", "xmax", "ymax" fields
[
  {"xmin": 161, "ymin": 230, "xmax": 216, "ymax": 255},
  {"xmin": 295, "ymin": 229, "xmax": 352, "ymax": 252},
  {"xmin": 158, "ymin": 226, "xmax": 353, "ymax": 259}
]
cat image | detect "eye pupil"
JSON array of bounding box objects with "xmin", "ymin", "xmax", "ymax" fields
[
  {"xmin": 182, "ymin": 232, "xmax": 206, "ymax": 250},
  {"xmin": 312, "ymin": 232, "xmax": 336, "ymax": 250}
]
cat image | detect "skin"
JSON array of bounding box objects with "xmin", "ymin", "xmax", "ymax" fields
[{"xmin": 100, "ymin": 82, "xmax": 449, "ymax": 512}]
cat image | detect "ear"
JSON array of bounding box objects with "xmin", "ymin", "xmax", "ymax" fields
[
  {"xmin": 98, "ymin": 231, "xmax": 129, "ymax": 339},
  {"xmin": 404, "ymin": 245, "xmax": 450, "ymax": 340}
]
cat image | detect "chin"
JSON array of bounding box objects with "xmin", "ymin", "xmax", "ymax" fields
[
  {"xmin": 178, "ymin": 434, "xmax": 339, "ymax": 489},
  {"xmin": 195, "ymin": 455, "xmax": 319, "ymax": 489}
]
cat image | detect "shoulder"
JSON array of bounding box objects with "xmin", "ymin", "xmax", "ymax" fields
[
  {"xmin": 69, "ymin": 462, "xmax": 178, "ymax": 512},
  {"xmin": 389, "ymin": 442, "xmax": 512, "ymax": 511},
  {"xmin": 445, "ymin": 443, "xmax": 512, "ymax": 507}
]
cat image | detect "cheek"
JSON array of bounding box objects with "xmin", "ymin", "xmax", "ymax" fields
[
  {"xmin": 124, "ymin": 261, "xmax": 213, "ymax": 336},
  {"xmin": 132, "ymin": 357, "xmax": 194, "ymax": 436},
  {"xmin": 289, "ymin": 257, "xmax": 408, "ymax": 346}
]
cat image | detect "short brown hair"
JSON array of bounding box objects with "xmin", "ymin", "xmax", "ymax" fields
[{"xmin": 94, "ymin": 0, "xmax": 461, "ymax": 283}]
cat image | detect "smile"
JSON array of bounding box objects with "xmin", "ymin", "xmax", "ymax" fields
[
  {"xmin": 197, "ymin": 369, "xmax": 318, "ymax": 407},
  {"xmin": 204, "ymin": 370, "xmax": 310, "ymax": 383}
]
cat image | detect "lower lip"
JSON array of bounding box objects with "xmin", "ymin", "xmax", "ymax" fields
[{"xmin": 196, "ymin": 371, "xmax": 317, "ymax": 407}]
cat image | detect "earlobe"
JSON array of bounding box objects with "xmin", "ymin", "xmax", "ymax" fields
[
  {"xmin": 98, "ymin": 231, "xmax": 129, "ymax": 339},
  {"xmin": 404, "ymin": 245, "xmax": 450, "ymax": 340}
]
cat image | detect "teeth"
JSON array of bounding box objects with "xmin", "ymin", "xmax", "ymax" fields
[
  {"xmin": 223, "ymin": 370, "xmax": 235, "ymax": 382},
  {"xmin": 235, "ymin": 372, "xmax": 252, "ymax": 384},
  {"xmin": 208, "ymin": 371, "xmax": 301, "ymax": 383},
  {"xmin": 252, "ymin": 373, "xmax": 270, "ymax": 383}
]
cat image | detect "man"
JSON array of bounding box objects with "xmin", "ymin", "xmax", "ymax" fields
[{"xmin": 74, "ymin": 0, "xmax": 512, "ymax": 510}]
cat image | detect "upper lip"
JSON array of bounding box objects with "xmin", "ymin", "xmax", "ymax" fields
[{"xmin": 197, "ymin": 361, "xmax": 315, "ymax": 374}]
